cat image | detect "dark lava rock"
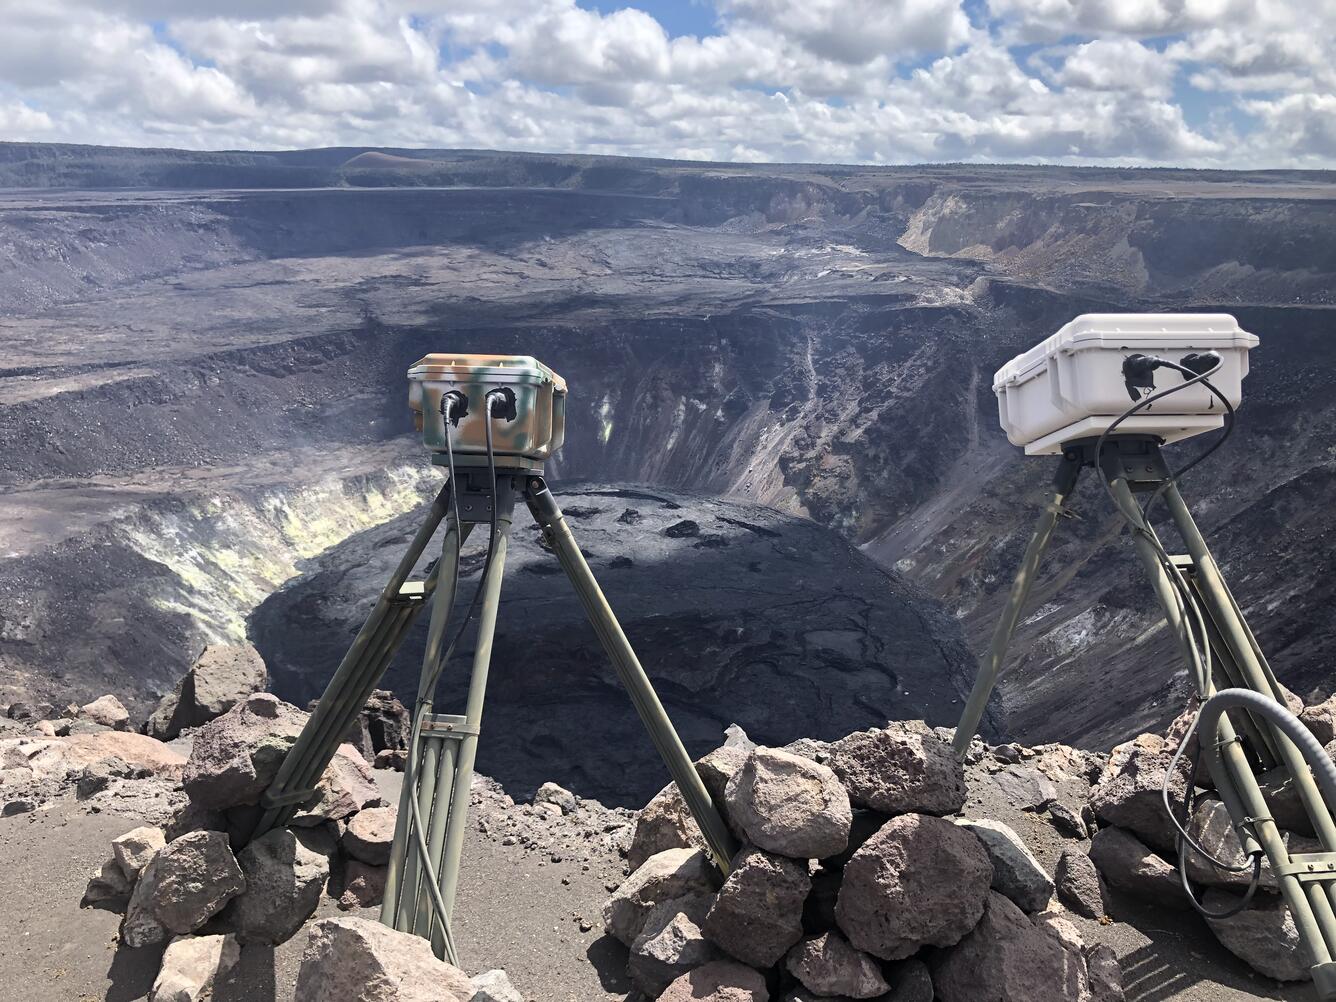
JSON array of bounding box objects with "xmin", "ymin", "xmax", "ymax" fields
[{"xmin": 251, "ymin": 484, "xmax": 976, "ymax": 805}]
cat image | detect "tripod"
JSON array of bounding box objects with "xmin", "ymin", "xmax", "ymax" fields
[
  {"xmin": 953, "ymin": 435, "xmax": 1336, "ymax": 996},
  {"xmin": 253, "ymin": 458, "xmax": 736, "ymax": 963}
]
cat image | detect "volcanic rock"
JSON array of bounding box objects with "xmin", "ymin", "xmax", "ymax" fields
[
  {"xmin": 1085, "ymin": 944, "xmax": 1126, "ymax": 1002},
  {"xmin": 604, "ymin": 847, "xmax": 719, "ymax": 946},
  {"xmin": 292, "ymin": 743, "xmax": 381, "ymax": 825},
  {"xmin": 181, "ymin": 693, "xmax": 308, "ymax": 810},
  {"xmin": 698, "ymin": 725, "xmax": 755, "ymax": 803},
  {"xmin": 988, "ymin": 766, "xmax": 1058, "ymax": 812},
  {"xmin": 535, "ymin": 781, "xmax": 578, "ymax": 814},
  {"xmin": 83, "ymin": 859, "xmax": 134, "ymax": 909},
  {"xmin": 230, "ymin": 827, "xmax": 330, "ymax": 945},
  {"xmin": 472, "ymin": 969, "xmax": 523, "ymax": 1002},
  {"xmin": 343, "ymin": 805, "xmax": 397, "ymax": 866},
  {"xmin": 628, "ymin": 896, "xmax": 720, "ymax": 996},
  {"xmin": 294, "ymin": 916, "xmax": 473, "ymax": 1002},
  {"xmin": 113, "ymin": 825, "xmax": 167, "ymax": 881},
  {"xmin": 21, "ymin": 731, "xmax": 185, "ymax": 779},
  {"xmin": 628, "ymin": 782, "xmax": 701, "ymax": 870},
  {"xmin": 122, "ymin": 831, "xmax": 246, "ymax": 948},
  {"xmin": 955, "ymin": 818, "xmax": 1053, "ymax": 913},
  {"xmin": 149, "ymin": 933, "xmax": 241, "ymax": 1002},
  {"xmin": 80, "ymin": 694, "xmax": 130, "ymax": 731},
  {"xmin": 658, "ymin": 960, "xmax": 769, "ymax": 1002},
  {"xmin": 1300, "ymin": 695, "xmax": 1336, "ymax": 746},
  {"xmin": 1203, "ymin": 887, "xmax": 1310, "ymax": 982},
  {"xmin": 703, "ymin": 846, "xmax": 810, "ymax": 968},
  {"xmin": 835, "ymin": 813, "xmax": 992, "ymax": 960},
  {"xmin": 883, "ymin": 958, "xmax": 934, "ymax": 1002},
  {"xmin": 785, "ymin": 930, "xmax": 889, "ymax": 999},
  {"xmin": 826, "ymin": 725, "xmax": 966, "ymax": 816},
  {"xmin": 338, "ymin": 860, "xmax": 388, "ymax": 911},
  {"xmin": 724, "ymin": 748, "xmax": 852, "ymax": 860},
  {"xmin": 1088, "ymin": 734, "xmax": 1188, "ymax": 853},
  {"xmin": 932, "ymin": 891, "xmax": 1085, "ymax": 1002},
  {"xmin": 148, "ymin": 644, "xmax": 269, "ymax": 741},
  {"xmin": 1054, "ymin": 847, "xmax": 1105, "ymax": 919},
  {"xmin": 1180, "ymin": 796, "xmax": 1319, "ymax": 891},
  {"xmin": 1088, "ymin": 827, "xmax": 1186, "ymax": 906}
]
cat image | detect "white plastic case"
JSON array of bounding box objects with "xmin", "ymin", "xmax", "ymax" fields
[{"xmin": 993, "ymin": 314, "xmax": 1258, "ymax": 455}]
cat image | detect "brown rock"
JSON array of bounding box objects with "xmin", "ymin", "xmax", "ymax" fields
[
  {"xmin": 835, "ymin": 813, "xmax": 992, "ymax": 960},
  {"xmin": 338, "ymin": 860, "xmax": 389, "ymax": 911},
  {"xmin": 703, "ymin": 847, "xmax": 810, "ymax": 968},
  {"xmin": 181, "ymin": 694, "xmax": 308, "ymax": 811},
  {"xmin": 932, "ymin": 891, "xmax": 1085, "ymax": 1002},
  {"xmin": 1054, "ymin": 846, "xmax": 1105, "ymax": 920},
  {"xmin": 343, "ymin": 805, "xmax": 397, "ymax": 866},
  {"xmin": 1088, "ymin": 827, "xmax": 1187, "ymax": 906},
  {"xmin": 785, "ymin": 930, "xmax": 889, "ymax": 999},
  {"xmin": 827, "ymin": 725, "xmax": 966, "ymax": 816},
  {"xmin": 1088, "ymin": 734, "xmax": 1188, "ymax": 853},
  {"xmin": 294, "ymin": 916, "xmax": 471, "ymax": 1002},
  {"xmin": 725, "ymin": 748, "xmax": 852, "ymax": 860},
  {"xmin": 658, "ymin": 960, "xmax": 769, "ymax": 1002},
  {"xmin": 122, "ymin": 831, "xmax": 246, "ymax": 948},
  {"xmin": 604, "ymin": 848, "xmax": 719, "ymax": 946}
]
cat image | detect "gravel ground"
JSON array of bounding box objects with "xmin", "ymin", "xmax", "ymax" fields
[{"xmin": 0, "ymin": 768, "xmax": 632, "ymax": 1002}]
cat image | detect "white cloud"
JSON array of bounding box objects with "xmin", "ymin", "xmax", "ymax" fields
[{"xmin": 0, "ymin": 0, "xmax": 1330, "ymax": 167}]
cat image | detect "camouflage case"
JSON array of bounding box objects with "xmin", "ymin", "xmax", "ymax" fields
[{"xmin": 407, "ymin": 353, "xmax": 567, "ymax": 462}]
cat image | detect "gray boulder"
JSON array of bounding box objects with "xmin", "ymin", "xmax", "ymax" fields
[
  {"xmin": 294, "ymin": 916, "xmax": 474, "ymax": 1002},
  {"xmin": 1203, "ymin": 888, "xmax": 1311, "ymax": 982},
  {"xmin": 698, "ymin": 725, "xmax": 755, "ymax": 803},
  {"xmin": 148, "ymin": 644, "xmax": 269, "ymax": 741},
  {"xmin": 230, "ymin": 827, "xmax": 330, "ymax": 945},
  {"xmin": 956, "ymin": 818, "xmax": 1053, "ymax": 913},
  {"xmin": 534, "ymin": 781, "xmax": 578, "ymax": 814},
  {"xmin": 149, "ymin": 933, "xmax": 241, "ymax": 1002},
  {"xmin": 181, "ymin": 694, "xmax": 308, "ymax": 811},
  {"xmin": 83, "ymin": 858, "xmax": 134, "ymax": 909},
  {"xmin": 1085, "ymin": 944, "xmax": 1126, "ymax": 1002},
  {"xmin": 1088, "ymin": 827, "xmax": 1187, "ymax": 906},
  {"xmin": 343, "ymin": 805, "xmax": 397, "ymax": 866},
  {"xmin": 628, "ymin": 896, "xmax": 720, "ymax": 996},
  {"xmin": 123, "ymin": 831, "xmax": 246, "ymax": 948},
  {"xmin": 785, "ymin": 931, "xmax": 889, "ymax": 999},
  {"xmin": 989, "ymin": 766, "xmax": 1058, "ymax": 812},
  {"xmin": 883, "ymin": 958, "xmax": 934, "ymax": 1002},
  {"xmin": 658, "ymin": 960, "xmax": 769, "ymax": 1002},
  {"xmin": 1054, "ymin": 847, "xmax": 1105, "ymax": 920},
  {"xmin": 725, "ymin": 748, "xmax": 852, "ymax": 860},
  {"xmin": 1301, "ymin": 695, "xmax": 1336, "ymax": 746},
  {"xmin": 628, "ymin": 782, "xmax": 700, "ymax": 871},
  {"xmin": 826, "ymin": 724, "xmax": 966, "ymax": 816},
  {"xmin": 703, "ymin": 846, "xmax": 810, "ymax": 967},
  {"xmin": 472, "ymin": 969, "xmax": 523, "ymax": 1002},
  {"xmin": 835, "ymin": 813, "xmax": 992, "ymax": 960},
  {"xmin": 80, "ymin": 694, "xmax": 131, "ymax": 731},
  {"xmin": 1088, "ymin": 734, "xmax": 1188, "ymax": 853},
  {"xmin": 604, "ymin": 847, "xmax": 718, "ymax": 946},
  {"xmin": 113, "ymin": 825, "xmax": 166, "ymax": 881},
  {"xmin": 932, "ymin": 891, "xmax": 1086, "ymax": 1002}
]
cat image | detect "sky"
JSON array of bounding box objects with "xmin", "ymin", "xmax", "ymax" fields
[{"xmin": 0, "ymin": 0, "xmax": 1333, "ymax": 168}]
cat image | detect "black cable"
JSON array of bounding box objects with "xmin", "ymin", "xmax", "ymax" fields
[{"xmin": 1094, "ymin": 353, "xmax": 1265, "ymax": 910}]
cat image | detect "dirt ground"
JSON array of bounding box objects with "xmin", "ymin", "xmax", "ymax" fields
[{"xmin": 0, "ymin": 762, "xmax": 1312, "ymax": 1002}]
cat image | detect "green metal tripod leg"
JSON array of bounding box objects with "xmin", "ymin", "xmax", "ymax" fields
[
  {"xmin": 1102, "ymin": 455, "xmax": 1336, "ymax": 995},
  {"xmin": 525, "ymin": 476, "xmax": 738, "ymax": 874},
  {"xmin": 254, "ymin": 482, "xmax": 454, "ymax": 840},
  {"xmin": 952, "ymin": 453, "xmax": 1083, "ymax": 761}
]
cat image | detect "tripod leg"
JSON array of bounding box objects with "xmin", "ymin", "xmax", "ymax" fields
[
  {"xmin": 1108, "ymin": 468, "xmax": 1336, "ymax": 986},
  {"xmin": 383, "ymin": 517, "xmax": 470, "ymax": 927},
  {"xmin": 435, "ymin": 512, "xmax": 513, "ymax": 918},
  {"xmin": 255, "ymin": 482, "xmax": 454, "ymax": 841},
  {"xmin": 952, "ymin": 453, "xmax": 1082, "ymax": 760},
  {"xmin": 524, "ymin": 476, "xmax": 737, "ymax": 875}
]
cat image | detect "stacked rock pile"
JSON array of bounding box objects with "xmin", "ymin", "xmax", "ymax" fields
[{"xmin": 605, "ymin": 721, "xmax": 1123, "ymax": 1002}]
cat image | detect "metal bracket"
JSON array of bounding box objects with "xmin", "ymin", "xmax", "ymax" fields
[
  {"xmin": 1273, "ymin": 853, "xmax": 1336, "ymax": 882},
  {"xmin": 419, "ymin": 713, "xmax": 480, "ymax": 739}
]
